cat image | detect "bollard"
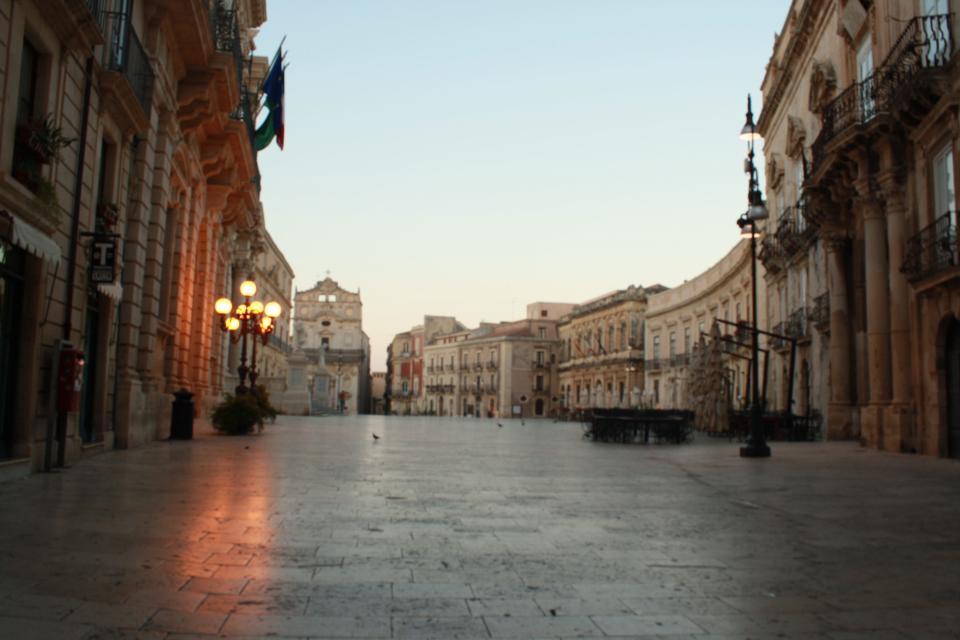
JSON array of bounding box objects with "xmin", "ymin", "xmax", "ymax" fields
[{"xmin": 170, "ymin": 388, "xmax": 194, "ymax": 440}]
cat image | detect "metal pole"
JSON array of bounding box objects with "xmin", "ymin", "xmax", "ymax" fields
[{"xmin": 741, "ymin": 220, "xmax": 770, "ymax": 457}]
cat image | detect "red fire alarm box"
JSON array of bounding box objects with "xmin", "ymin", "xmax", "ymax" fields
[{"xmin": 57, "ymin": 346, "xmax": 85, "ymax": 413}]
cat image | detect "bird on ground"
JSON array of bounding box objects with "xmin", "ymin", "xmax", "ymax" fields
[
  {"xmin": 372, "ymin": 433, "xmax": 380, "ymax": 441},
  {"xmin": 497, "ymin": 423, "xmax": 503, "ymax": 428},
  {"xmin": 521, "ymin": 419, "xmax": 525, "ymax": 426}
]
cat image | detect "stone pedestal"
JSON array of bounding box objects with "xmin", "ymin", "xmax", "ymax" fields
[
  {"xmin": 883, "ymin": 404, "xmax": 917, "ymax": 453},
  {"xmin": 279, "ymin": 351, "xmax": 310, "ymax": 415},
  {"xmin": 860, "ymin": 404, "xmax": 884, "ymax": 449},
  {"xmin": 827, "ymin": 402, "xmax": 854, "ymax": 440}
]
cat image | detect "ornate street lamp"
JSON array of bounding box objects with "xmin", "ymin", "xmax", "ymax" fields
[
  {"xmin": 738, "ymin": 94, "xmax": 770, "ymax": 458},
  {"xmin": 214, "ymin": 279, "xmax": 282, "ymax": 395}
]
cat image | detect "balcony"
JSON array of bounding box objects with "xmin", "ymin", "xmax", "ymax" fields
[
  {"xmin": 645, "ymin": 358, "xmax": 663, "ymax": 372},
  {"xmin": 769, "ymin": 323, "xmax": 788, "ymax": 351},
  {"xmin": 670, "ymin": 353, "xmax": 690, "ymax": 367},
  {"xmin": 426, "ymin": 366, "xmax": 435, "ymax": 374},
  {"xmin": 532, "ymin": 361, "xmax": 547, "ymax": 369},
  {"xmin": 98, "ymin": 8, "xmax": 155, "ymax": 133},
  {"xmin": 485, "ymin": 361, "xmax": 498, "ymax": 370},
  {"xmin": 902, "ymin": 211, "xmax": 958, "ymax": 282},
  {"xmin": 809, "ymin": 293, "xmax": 830, "ymax": 333},
  {"xmin": 812, "ymin": 13, "xmax": 953, "ymax": 177},
  {"xmin": 759, "ymin": 234, "xmax": 786, "ymax": 274},
  {"xmin": 46, "ymin": 0, "xmax": 105, "ymax": 54},
  {"xmin": 775, "ymin": 201, "xmax": 815, "ymax": 257},
  {"xmin": 785, "ymin": 308, "xmax": 810, "ymax": 343}
]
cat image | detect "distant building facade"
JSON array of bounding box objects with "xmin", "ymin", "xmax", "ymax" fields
[
  {"xmin": 370, "ymin": 372, "xmax": 386, "ymax": 414},
  {"xmin": 422, "ymin": 307, "xmax": 563, "ymax": 419},
  {"xmin": 294, "ymin": 277, "xmax": 370, "ymax": 415},
  {"xmin": 385, "ymin": 315, "xmax": 463, "ymax": 415},
  {"xmin": 557, "ymin": 286, "xmax": 661, "ymax": 411},
  {"xmin": 645, "ymin": 242, "xmax": 756, "ymax": 411}
]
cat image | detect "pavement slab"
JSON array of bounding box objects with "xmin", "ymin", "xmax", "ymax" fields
[{"xmin": 0, "ymin": 414, "xmax": 959, "ymax": 638}]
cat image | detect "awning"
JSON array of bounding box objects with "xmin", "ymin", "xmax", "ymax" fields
[
  {"xmin": 97, "ymin": 282, "xmax": 123, "ymax": 301},
  {"xmin": 10, "ymin": 215, "xmax": 60, "ymax": 266}
]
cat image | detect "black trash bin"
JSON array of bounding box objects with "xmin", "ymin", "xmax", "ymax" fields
[{"xmin": 170, "ymin": 388, "xmax": 194, "ymax": 440}]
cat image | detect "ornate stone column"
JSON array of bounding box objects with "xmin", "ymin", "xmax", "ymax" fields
[
  {"xmin": 882, "ymin": 184, "xmax": 916, "ymax": 451},
  {"xmin": 825, "ymin": 234, "xmax": 853, "ymax": 438},
  {"xmin": 861, "ymin": 195, "xmax": 891, "ymax": 448}
]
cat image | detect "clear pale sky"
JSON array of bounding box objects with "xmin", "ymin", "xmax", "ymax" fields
[{"xmin": 255, "ymin": 1, "xmax": 791, "ymax": 372}]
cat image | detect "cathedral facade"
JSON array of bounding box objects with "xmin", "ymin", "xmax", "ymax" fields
[{"xmin": 294, "ymin": 277, "xmax": 371, "ymax": 415}]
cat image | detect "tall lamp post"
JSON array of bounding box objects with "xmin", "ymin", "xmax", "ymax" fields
[
  {"xmin": 737, "ymin": 94, "xmax": 771, "ymax": 458},
  {"xmin": 214, "ymin": 279, "xmax": 282, "ymax": 395}
]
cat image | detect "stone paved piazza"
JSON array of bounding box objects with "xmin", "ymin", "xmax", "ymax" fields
[{"xmin": 1, "ymin": 416, "xmax": 959, "ymax": 639}]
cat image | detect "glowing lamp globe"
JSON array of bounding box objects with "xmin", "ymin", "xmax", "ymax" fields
[
  {"xmin": 214, "ymin": 297, "xmax": 232, "ymax": 315},
  {"xmin": 249, "ymin": 300, "xmax": 264, "ymax": 315},
  {"xmin": 260, "ymin": 316, "xmax": 273, "ymax": 331},
  {"xmin": 239, "ymin": 280, "xmax": 257, "ymax": 297},
  {"xmin": 225, "ymin": 317, "xmax": 241, "ymax": 331},
  {"xmin": 264, "ymin": 301, "xmax": 282, "ymax": 318}
]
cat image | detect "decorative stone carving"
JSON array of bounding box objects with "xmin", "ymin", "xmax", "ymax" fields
[
  {"xmin": 808, "ymin": 60, "xmax": 837, "ymax": 114},
  {"xmin": 787, "ymin": 116, "xmax": 807, "ymax": 158},
  {"xmin": 766, "ymin": 153, "xmax": 785, "ymax": 191}
]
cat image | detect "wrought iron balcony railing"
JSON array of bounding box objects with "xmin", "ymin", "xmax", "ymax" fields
[
  {"xmin": 532, "ymin": 361, "xmax": 547, "ymax": 369},
  {"xmin": 785, "ymin": 308, "xmax": 809, "ymax": 341},
  {"xmin": 671, "ymin": 353, "xmax": 690, "ymax": 367},
  {"xmin": 645, "ymin": 358, "xmax": 663, "ymax": 372},
  {"xmin": 776, "ymin": 201, "xmax": 815, "ymax": 256},
  {"xmin": 810, "ymin": 293, "xmax": 830, "ymax": 332},
  {"xmin": 769, "ymin": 323, "xmax": 788, "ymax": 351},
  {"xmin": 485, "ymin": 361, "xmax": 498, "ymax": 370},
  {"xmin": 101, "ymin": 9, "xmax": 154, "ymax": 117},
  {"xmin": 902, "ymin": 211, "xmax": 958, "ymax": 281},
  {"xmin": 813, "ymin": 13, "xmax": 953, "ymax": 173}
]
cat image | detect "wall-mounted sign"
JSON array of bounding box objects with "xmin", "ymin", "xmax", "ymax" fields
[{"xmin": 91, "ymin": 237, "xmax": 116, "ymax": 283}]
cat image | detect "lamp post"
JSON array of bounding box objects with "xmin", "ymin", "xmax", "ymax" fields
[
  {"xmin": 737, "ymin": 94, "xmax": 771, "ymax": 458},
  {"xmin": 214, "ymin": 279, "xmax": 282, "ymax": 395}
]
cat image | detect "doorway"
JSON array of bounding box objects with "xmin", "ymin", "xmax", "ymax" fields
[
  {"xmin": 946, "ymin": 318, "xmax": 960, "ymax": 458},
  {"xmin": 0, "ymin": 241, "xmax": 24, "ymax": 459},
  {"xmin": 79, "ymin": 290, "xmax": 100, "ymax": 443}
]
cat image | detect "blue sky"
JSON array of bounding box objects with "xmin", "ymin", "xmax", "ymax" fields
[{"xmin": 255, "ymin": 1, "xmax": 791, "ymax": 370}]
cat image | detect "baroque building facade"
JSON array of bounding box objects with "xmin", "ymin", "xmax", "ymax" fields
[
  {"xmin": 645, "ymin": 241, "xmax": 758, "ymax": 412},
  {"xmin": 0, "ymin": 0, "xmax": 275, "ymax": 477},
  {"xmin": 758, "ymin": 0, "xmax": 959, "ymax": 455},
  {"xmin": 294, "ymin": 276, "xmax": 371, "ymax": 415},
  {"xmin": 557, "ymin": 286, "xmax": 660, "ymax": 412}
]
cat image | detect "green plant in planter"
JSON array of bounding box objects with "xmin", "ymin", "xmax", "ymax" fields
[
  {"xmin": 34, "ymin": 176, "xmax": 61, "ymax": 224},
  {"xmin": 211, "ymin": 394, "xmax": 263, "ymax": 435},
  {"xmin": 251, "ymin": 384, "xmax": 278, "ymax": 425},
  {"xmin": 211, "ymin": 386, "xmax": 279, "ymax": 435}
]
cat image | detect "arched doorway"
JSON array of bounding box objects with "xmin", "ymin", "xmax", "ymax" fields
[{"xmin": 946, "ymin": 318, "xmax": 960, "ymax": 458}]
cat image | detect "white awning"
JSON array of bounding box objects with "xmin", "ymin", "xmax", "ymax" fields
[
  {"xmin": 97, "ymin": 282, "xmax": 123, "ymax": 301},
  {"xmin": 10, "ymin": 216, "xmax": 60, "ymax": 266}
]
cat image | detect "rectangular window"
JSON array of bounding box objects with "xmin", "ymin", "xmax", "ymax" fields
[
  {"xmin": 669, "ymin": 332, "xmax": 676, "ymax": 359},
  {"xmin": 536, "ymin": 350, "xmax": 544, "ymax": 365},
  {"xmin": 684, "ymin": 327, "xmax": 691, "ymax": 353},
  {"xmin": 535, "ymin": 375, "xmax": 544, "ymax": 391},
  {"xmin": 13, "ymin": 39, "xmax": 40, "ymax": 183},
  {"xmin": 653, "ymin": 336, "xmax": 660, "ymax": 360},
  {"xmin": 934, "ymin": 145, "xmax": 956, "ymax": 222},
  {"xmin": 538, "ymin": 327, "xmax": 546, "ymax": 339},
  {"xmin": 619, "ymin": 323, "xmax": 626, "ymax": 350}
]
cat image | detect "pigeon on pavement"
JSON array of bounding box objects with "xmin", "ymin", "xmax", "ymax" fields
[{"xmin": 372, "ymin": 433, "xmax": 380, "ymax": 441}]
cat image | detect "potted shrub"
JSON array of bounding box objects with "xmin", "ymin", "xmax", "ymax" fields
[
  {"xmin": 211, "ymin": 394, "xmax": 263, "ymax": 435},
  {"xmin": 16, "ymin": 115, "xmax": 73, "ymax": 164}
]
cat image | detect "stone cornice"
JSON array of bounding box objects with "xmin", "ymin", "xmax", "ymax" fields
[{"xmin": 757, "ymin": 0, "xmax": 829, "ymax": 136}]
